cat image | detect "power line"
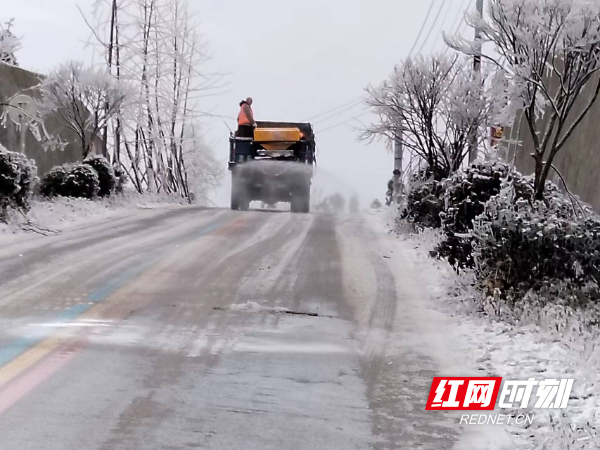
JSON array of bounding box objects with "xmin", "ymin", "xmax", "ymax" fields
[
  {"xmin": 455, "ymin": 0, "xmax": 475, "ymax": 34},
  {"xmin": 302, "ymin": 1, "xmax": 438, "ymax": 129},
  {"xmin": 311, "ymin": 98, "xmax": 366, "ymax": 126},
  {"xmin": 444, "ymin": 0, "xmax": 475, "ymax": 55},
  {"xmin": 301, "ymin": 1, "xmax": 439, "ymax": 134},
  {"xmin": 302, "ymin": 95, "xmax": 365, "ymax": 122},
  {"xmin": 408, "ymin": 0, "xmax": 437, "ymax": 58},
  {"xmin": 448, "ymin": 0, "xmax": 472, "ymax": 34},
  {"xmin": 427, "ymin": 0, "xmax": 454, "ymax": 53},
  {"xmin": 316, "ymin": 112, "xmax": 370, "ymax": 134},
  {"xmin": 416, "ymin": 0, "xmax": 448, "ymax": 55}
]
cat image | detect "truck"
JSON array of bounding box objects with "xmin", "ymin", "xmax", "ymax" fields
[{"xmin": 228, "ymin": 121, "xmax": 316, "ymax": 213}]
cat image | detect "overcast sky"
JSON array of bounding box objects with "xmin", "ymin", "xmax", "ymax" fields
[{"xmin": 4, "ymin": 0, "xmax": 474, "ymax": 207}]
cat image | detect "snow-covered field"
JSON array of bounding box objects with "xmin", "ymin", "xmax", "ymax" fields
[{"xmin": 370, "ymin": 207, "xmax": 600, "ymax": 449}]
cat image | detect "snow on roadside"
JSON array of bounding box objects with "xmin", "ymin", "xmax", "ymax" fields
[
  {"xmin": 369, "ymin": 207, "xmax": 600, "ymax": 449},
  {"xmin": 0, "ymin": 191, "xmax": 190, "ymax": 241},
  {"xmin": 350, "ymin": 209, "xmax": 519, "ymax": 449}
]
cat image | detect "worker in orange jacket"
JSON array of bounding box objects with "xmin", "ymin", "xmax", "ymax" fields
[{"xmin": 237, "ymin": 97, "xmax": 256, "ymax": 138}]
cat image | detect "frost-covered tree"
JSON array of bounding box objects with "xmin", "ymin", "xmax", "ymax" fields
[
  {"xmin": 446, "ymin": 0, "xmax": 600, "ymax": 200},
  {"xmin": 0, "ymin": 19, "xmax": 21, "ymax": 66},
  {"xmin": 182, "ymin": 124, "xmax": 222, "ymax": 204},
  {"xmin": 81, "ymin": 0, "xmax": 223, "ymax": 198},
  {"xmin": 37, "ymin": 61, "xmax": 129, "ymax": 158},
  {"xmin": 362, "ymin": 54, "xmax": 489, "ymax": 181}
]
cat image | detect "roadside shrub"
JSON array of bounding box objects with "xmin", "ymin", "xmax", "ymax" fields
[
  {"xmin": 435, "ymin": 161, "xmax": 511, "ymax": 269},
  {"xmin": 63, "ymin": 164, "xmax": 99, "ymax": 199},
  {"xmin": 83, "ymin": 155, "xmax": 116, "ymax": 197},
  {"xmin": 472, "ymin": 182, "xmax": 600, "ymax": 298},
  {"xmin": 39, "ymin": 164, "xmax": 71, "ymax": 198},
  {"xmin": 39, "ymin": 163, "xmax": 100, "ymax": 199},
  {"xmin": 401, "ymin": 178, "xmax": 445, "ymax": 229},
  {"xmin": 0, "ymin": 144, "xmax": 37, "ymax": 218}
]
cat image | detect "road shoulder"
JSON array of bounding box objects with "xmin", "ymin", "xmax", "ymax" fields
[{"xmin": 336, "ymin": 211, "xmax": 520, "ymax": 449}]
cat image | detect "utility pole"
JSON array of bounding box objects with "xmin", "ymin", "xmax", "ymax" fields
[
  {"xmin": 393, "ymin": 124, "xmax": 404, "ymax": 204},
  {"xmin": 469, "ymin": 0, "xmax": 484, "ymax": 163}
]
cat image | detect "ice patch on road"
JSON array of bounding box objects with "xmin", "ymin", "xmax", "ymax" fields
[
  {"xmin": 228, "ymin": 301, "xmax": 265, "ymax": 312},
  {"xmin": 218, "ymin": 301, "xmax": 316, "ymax": 316}
]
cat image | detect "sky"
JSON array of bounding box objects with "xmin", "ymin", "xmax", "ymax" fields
[{"xmin": 3, "ymin": 0, "xmax": 475, "ymax": 207}]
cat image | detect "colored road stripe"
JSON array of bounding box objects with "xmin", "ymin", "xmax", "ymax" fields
[
  {"xmin": 0, "ymin": 217, "xmax": 230, "ymax": 377},
  {"xmin": 0, "ymin": 259, "xmax": 154, "ymax": 369},
  {"xmin": 0, "ymin": 339, "xmax": 86, "ymax": 415},
  {"xmin": 0, "ymin": 214, "xmax": 238, "ymax": 414}
]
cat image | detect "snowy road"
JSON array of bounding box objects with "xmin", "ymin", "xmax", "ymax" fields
[{"xmin": 0, "ymin": 207, "xmax": 476, "ymax": 449}]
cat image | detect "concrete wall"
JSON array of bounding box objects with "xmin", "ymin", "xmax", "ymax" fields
[
  {"xmin": 507, "ymin": 76, "xmax": 600, "ymax": 212},
  {"xmin": 0, "ymin": 63, "xmax": 87, "ymax": 177}
]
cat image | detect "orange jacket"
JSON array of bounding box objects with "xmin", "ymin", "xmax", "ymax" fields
[{"xmin": 237, "ymin": 102, "xmax": 254, "ymax": 126}]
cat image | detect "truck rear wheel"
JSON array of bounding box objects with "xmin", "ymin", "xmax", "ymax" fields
[
  {"xmin": 291, "ymin": 185, "xmax": 310, "ymax": 214},
  {"xmin": 231, "ymin": 175, "xmax": 250, "ymax": 211}
]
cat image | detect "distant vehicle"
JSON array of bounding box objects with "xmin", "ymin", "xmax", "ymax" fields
[{"xmin": 228, "ymin": 121, "xmax": 316, "ymax": 213}]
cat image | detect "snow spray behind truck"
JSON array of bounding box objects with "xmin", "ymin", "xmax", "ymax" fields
[{"xmin": 228, "ymin": 121, "xmax": 316, "ymax": 213}]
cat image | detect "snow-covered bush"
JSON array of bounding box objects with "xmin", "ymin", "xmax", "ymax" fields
[
  {"xmin": 401, "ymin": 178, "xmax": 445, "ymax": 229},
  {"xmin": 39, "ymin": 163, "xmax": 100, "ymax": 199},
  {"xmin": 83, "ymin": 155, "xmax": 116, "ymax": 197},
  {"xmin": 435, "ymin": 161, "xmax": 510, "ymax": 269},
  {"xmin": 0, "ymin": 144, "xmax": 37, "ymax": 219},
  {"xmin": 39, "ymin": 165, "xmax": 71, "ymax": 198},
  {"xmin": 63, "ymin": 164, "xmax": 100, "ymax": 199},
  {"xmin": 473, "ymin": 182, "xmax": 600, "ymax": 299}
]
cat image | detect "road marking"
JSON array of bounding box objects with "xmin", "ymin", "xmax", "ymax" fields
[
  {"xmin": 0, "ymin": 339, "xmax": 86, "ymax": 415},
  {"xmin": 0, "ymin": 260, "xmax": 154, "ymax": 369},
  {"xmin": 0, "ymin": 216, "xmax": 234, "ymax": 407}
]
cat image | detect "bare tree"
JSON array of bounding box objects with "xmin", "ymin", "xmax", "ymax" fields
[
  {"xmin": 0, "ymin": 19, "xmax": 21, "ymax": 66},
  {"xmin": 82, "ymin": 0, "xmax": 223, "ymax": 199},
  {"xmin": 37, "ymin": 61, "xmax": 129, "ymax": 158},
  {"xmin": 446, "ymin": 0, "xmax": 600, "ymax": 199},
  {"xmin": 362, "ymin": 54, "xmax": 488, "ymax": 181},
  {"xmin": 182, "ymin": 124, "xmax": 222, "ymax": 205}
]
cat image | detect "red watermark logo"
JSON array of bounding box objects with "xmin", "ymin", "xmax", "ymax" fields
[
  {"xmin": 426, "ymin": 377, "xmax": 502, "ymax": 410},
  {"xmin": 426, "ymin": 377, "xmax": 574, "ymax": 411}
]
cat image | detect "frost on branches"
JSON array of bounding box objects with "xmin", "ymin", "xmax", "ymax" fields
[
  {"xmin": 37, "ymin": 61, "xmax": 129, "ymax": 158},
  {"xmin": 446, "ymin": 0, "xmax": 600, "ymax": 200},
  {"xmin": 362, "ymin": 54, "xmax": 489, "ymax": 181},
  {"xmin": 80, "ymin": 0, "xmax": 223, "ymax": 200},
  {"xmin": 181, "ymin": 125, "xmax": 222, "ymax": 205},
  {"xmin": 0, "ymin": 19, "xmax": 21, "ymax": 67}
]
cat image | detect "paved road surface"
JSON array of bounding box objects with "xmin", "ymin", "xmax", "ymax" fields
[{"xmin": 0, "ymin": 208, "xmax": 455, "ymax": 449}]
